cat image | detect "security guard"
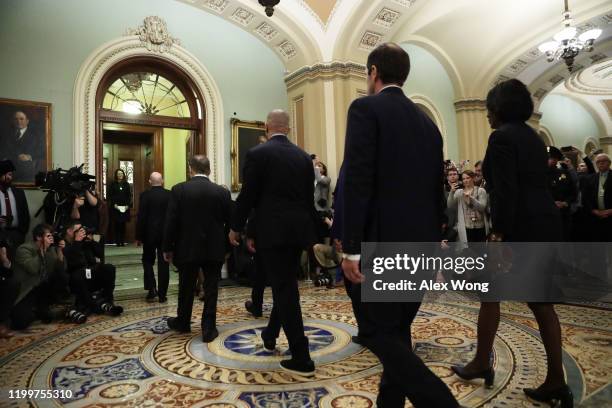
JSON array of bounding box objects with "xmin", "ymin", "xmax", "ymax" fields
[{"xmin": 547, "ymin": 146, "xmax": 578, "ymax": 241}]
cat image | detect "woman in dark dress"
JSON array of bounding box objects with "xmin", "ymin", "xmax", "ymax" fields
[
  {"xmin": 451, "ymin": 79, "xmax": 572, "ymax": 407},
  {"xmin": 108, "ymin": 169, "xmax": 131, "ymax": 246}
]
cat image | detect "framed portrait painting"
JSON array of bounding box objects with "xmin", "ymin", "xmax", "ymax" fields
[
  {"xmin": 230, "ymin": 118, "xmax": 266, "ymax": 192},
  {"xmin": 0, "ymin": 98, "xmax": 52, "ymax": 187}
]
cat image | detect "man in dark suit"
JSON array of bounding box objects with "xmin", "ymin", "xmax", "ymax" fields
[
  {"xmin": 341, "ymin": 43, "xmax": 458, "ymax": 407},
  {"xmin": 229, "ymin": 109, "xmax": 317, "ymax": 376},
  {"xmin": 136, "ymin": 172, "xmax": 171, "ymax": 303},
  {"xmin": 585, "ymin": 153, "xmax": 612, "ymax": 242},
  {"xmin": 0, "ymin": 160, "xmax": 30, "ymax": 253},
  {"xmin": 5, "ymin": 111, "xmax": 44, "ymax": 183},
  {"xmin": 163, "ymin": 156, "xmax": 231, "ymax": 342}
]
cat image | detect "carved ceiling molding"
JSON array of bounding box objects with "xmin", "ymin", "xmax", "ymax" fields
[
  {"xmin": 284, "ymin": 61, "xmax": 366, "ymax": 89},
  {"xmin": 125, "ymin": 16, "xmax": 180, "ymax": 53},
  {"xmin": 566, "ymin": 57, "xmax": 612, "ymax": 95},
  {"xmin": 356, "ymin": 0, "xmax": 416, "ymax": 51},
  {"xmin": 454, "ymin": 99, "xmax": 486, "ymax": 111},
  {"xmin": 527, "ymin": 51, "xmax": 610, "ymax": 109},
  {"xmin": 492, "ymin": 14, "xmax": 612, "ymax": 91},
  {"xmin": 176, "ymin": 0, "xmax": 300, "ymax": 63}
]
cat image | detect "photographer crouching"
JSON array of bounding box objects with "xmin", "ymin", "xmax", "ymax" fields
[
  {"xmin": 9, "ymin": 224, "xmax": 67, "ymax": 330},
  {"xmin": 63, "ymin": 220, "xmax": 123, "ymax": 317}
]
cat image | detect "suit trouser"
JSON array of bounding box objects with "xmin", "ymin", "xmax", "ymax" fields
[
  {"xmin": 142, "ymin": 242, "xmax": 169, "ymax": 297},
  {"xmin": 259, "ymin": 247, "xmax": 311, "ymax": 363},
  {"xmin": 1, "ymin": 277, "xmax": 20, "ymax": 324},
  {"xmin": 70, "ymin": 264, "xmax": 116, "ymax": 312},
  {"xmin": 360, "ymin": 302, "xmax": 456, "ymax": 408},
  {"xmin": 177, "ymin": 260, "xmax": 222, "ymax": 330},
  {"xmin": 250, "ymin": 253, "xmax": 266, "ymax": 313},
  {"xmin": 344, "ymin": 279, "xmax": 365, "ymax": 337},
  {"xmin": 10, "ymin": 282, "xmax": 52, "ymax": 330}
]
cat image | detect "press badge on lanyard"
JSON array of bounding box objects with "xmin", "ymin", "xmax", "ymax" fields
[{"xmin": 85, "ymin": 268, "xmax": 92, "ymax": 279}]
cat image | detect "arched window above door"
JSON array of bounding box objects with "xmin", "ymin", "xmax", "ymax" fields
[{"xmin": 102, "ymin": 72, "xmax": 191, "ymax": 118}]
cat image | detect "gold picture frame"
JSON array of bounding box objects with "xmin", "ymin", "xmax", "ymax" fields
[
  {"xmin": 0, "ymin": 97, "xmax": 52, "ymax": 188},
  {"xmin": 230, "ymin": 118, "xmax": 266, "ymax": 192}
]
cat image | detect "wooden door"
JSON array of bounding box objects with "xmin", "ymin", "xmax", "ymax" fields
[{"xmin": 102, "ymin": 123, "xmax": 162, "ymax": 243}]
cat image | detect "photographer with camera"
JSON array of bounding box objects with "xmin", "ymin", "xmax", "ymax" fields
[
  {"xmin": 10, "ymin": 223, "xmax": 65, "ymax": 330},
  {"xmin": 63, "ymin": 220, "xmax": 123, "ymax": 318},
  {"xmin": 0, "ymin": 160, "xmax": 30, "ymax": 252}
]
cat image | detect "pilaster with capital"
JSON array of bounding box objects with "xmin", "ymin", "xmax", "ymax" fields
[{"xmin": 285, "ymin": 62, "xmax": 367, "ymax": 182}]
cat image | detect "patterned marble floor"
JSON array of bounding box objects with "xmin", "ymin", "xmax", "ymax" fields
[{"xmin": 0, "ymin": 285, "xmax": 610, "ymax": 407}]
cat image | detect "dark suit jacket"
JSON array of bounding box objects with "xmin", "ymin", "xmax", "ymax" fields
[
  {"xmin": 342, "ymin": 87, "xmax": 445, "ymax": 254},
  {"xmin": 482, "ymin": 122, "xmax": 561, "ymax": 241},
  {"xmin": 584, "ymin": 171, "xmax": 612, "ymax": 211},
  {"xmin": 136, "ymin": 186, "xmax": 171, "ymax": 244},
  {"xmin": 4, "ymin": 186, "xmax": 30, "ymax": 235},
  {"xmin": 163, "ymin": 176, "xmax": 231, "ymax": 264},
  {"xmin": 7, "ymin": 127, "xmax": 44, "ymax": 182},
  {"xmin": 231, "ymin": 135, "xmax": 317, "ymax": 250}
]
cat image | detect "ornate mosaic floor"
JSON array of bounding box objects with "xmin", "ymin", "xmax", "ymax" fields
[{"xmin": 0, "ymin": 285, "xmax": 610, "ymax": 407}]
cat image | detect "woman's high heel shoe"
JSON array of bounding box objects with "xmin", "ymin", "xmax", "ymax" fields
[
  {"xmin": 524, "ymin": 385, "xmax": 573, "ymax": 408},
  {"xmin": 451, "ymin": 365, "xmax": 495, "ymax": 389}
]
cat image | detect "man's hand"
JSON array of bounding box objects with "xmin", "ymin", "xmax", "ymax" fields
[
  {"xmin": 0, "ymin": 247, "xmax": 10, "ymax": 269},
  {"xmin": 135, "ymin": 240, "xmax": 142, "ymax": 247},
  {"xmin": 75, "ymin": 228, "xmax": 86, "ymax": 242},
  {"xmin": 56, "ymin": 240, "xmax": 65, "ymax": 261},
  {"xmin": 0, "ymin": 217, "xmax": 6, "ymax": 228},
  {"xmin": 592, "ymin": 209, "xmax": 607, "ymax": 219},
  {"xmin": 228, "ymin": 229, "xmax": 241, "ymax": 247},
  {"xmin": 342, "ymin": 259, "xmax": 364, "ymax": 284},
  {"xmin": 246, "ymin": 238, "xmax": 256, "ymax": 253},
  {"xmin": 17, "ymin": 154, "xmax": 32, "ymax": 162},
  {"xmin": 333, "ymin": 239, "xmax": 343, "ymax": 253},
  {"xmin": 163, "ymin": 252, "xmax": 173, "ymax": 263},
  {"xmin": 73, "ymin": 196, "xmax": 85, "ymax": 208},
  {"xmin": 323, "ymin": 217, "xmax": 333, "ymax": 228},
  {"xmin": 441, "ymin": 239, "xmax": 450, "ymax": 250},
  {"xmin": 555, "ymin": 201, "xmax": 568, "ymax": 209}
]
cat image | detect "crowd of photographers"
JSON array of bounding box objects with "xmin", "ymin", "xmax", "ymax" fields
[{"xmin": 0, "ymin": 159, "xmax": 122, "ymax": 338}]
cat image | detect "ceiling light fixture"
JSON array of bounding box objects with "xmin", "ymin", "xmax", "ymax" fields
[
  {"xmin": 538, "ymin": 0, "xmax": 601, "ymax": 72},
  {"xmin": 259, "ymin": 0, "xmax": 280, "ymax": 17}
]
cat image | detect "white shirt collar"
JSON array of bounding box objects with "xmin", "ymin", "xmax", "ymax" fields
[
  {"xmin": 18, "ymin": 127, "xmax": 27, "ymax": 138},
  {"xmin": 192, "ymin": 174, "xmax": 209, "ymax": 179}
]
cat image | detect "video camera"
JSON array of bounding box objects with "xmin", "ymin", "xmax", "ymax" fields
[{"xmin": 35, "ymin": 164, "xmax": 96, "ymax": 196}]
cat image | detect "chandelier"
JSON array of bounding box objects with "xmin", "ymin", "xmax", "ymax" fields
[
  {"xmin": 259, "ymin": 0, "xmax": 280, "ymax": 17},
  {"xmin": 538, "ymin": 0, "xmax": 602, "ymax": 71}
]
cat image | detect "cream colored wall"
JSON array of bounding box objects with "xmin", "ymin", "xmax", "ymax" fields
[
  {"xmin": 286, "ymin": 67, "xmax": 367, "ymax": 185},
  {"xmin": 163, "ymin": 128, "xmax": 190, "ymax": 189}
]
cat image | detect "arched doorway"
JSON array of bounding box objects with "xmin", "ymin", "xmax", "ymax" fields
[
  {"xmin": 95, "ymin": 56, "xmax": 206, "ymax": 242},
  {"xmin": 411, "ymin": 94, "xmax": 448, "ymax": 157}
]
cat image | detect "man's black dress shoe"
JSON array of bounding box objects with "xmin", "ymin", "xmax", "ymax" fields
[
  {"xmin": 167, "ymin": 317, "xmax": 191, "ymax": 333},
  {"xmin": 146, "ymin": 289, "xmax": 157, "ymax": 302},
  {"xmin": 279, "ymin": 359, "xmax": 315, "ymax": 376},
  {"xmin": 245, "ymin": 301, "xmax": 262, "ymax": 317},
  {"xmin": 262, "ymin": 333, "xmax": 276, "ymax": 351},
  {"xmin": 351, "ymin": 335, "xmax": 364, "ymax": 345},
  {"xmin": 451, "ymin": 365, "xmax": 495, "ymax": 388},
  {"xmin": 159, "ymin": 296, "xmax": 167, "ymax": 303},
  {"xmin": 201, "ymin": 328, "xmax": 219, "ymax": 343},
  {"xmin": 524, "ymin": 385, "xmax": 573, "ymax": 407}
]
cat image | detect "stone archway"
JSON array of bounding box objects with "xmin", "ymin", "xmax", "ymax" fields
[{"xmin": 73, "ymin": 27, "xmax": 225, "ymax": 182}]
